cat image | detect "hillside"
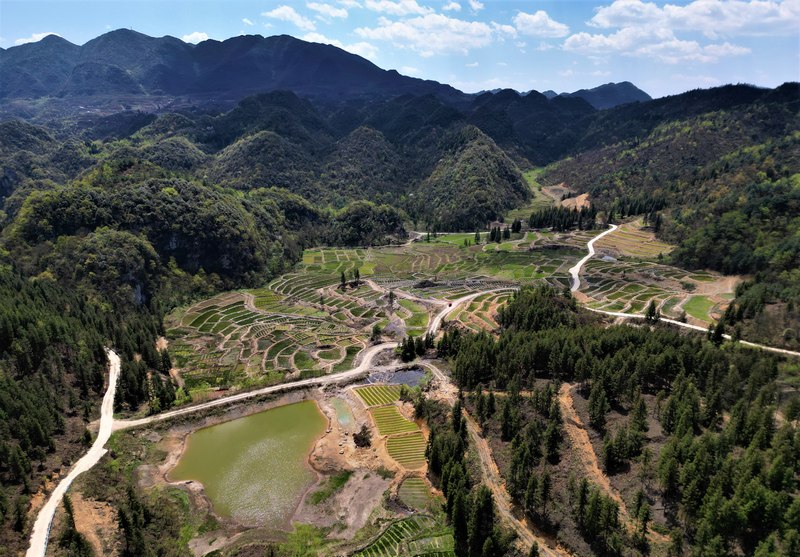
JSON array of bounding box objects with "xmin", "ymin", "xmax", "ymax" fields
[{"xmin": 544, "ymin": 82, "xmax": 800, "ymax": 348}]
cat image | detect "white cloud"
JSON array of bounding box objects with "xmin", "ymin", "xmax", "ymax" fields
[
  {"xmin": 14, "ymin": 32, "xmax": 60, "ymax": 45},
  {"xmin": 182, "ymin": 31, "xmax": 209, "ymax": 43},
  {"xmin": 564, "ymin": 25, "xmax": 750, "ymax": 63},
  {"xmin": 497, "ymin": 61, "xmax": 507, "ymax": 66},
  {"xmin": 242, "ymin": 18, "xmax": 254, "ymax": 26},
  {"xmin": 301, "ymin": 32, "xmax": 379, "ymax": 59},
  {"xmin": 338, "ymin": 0, "xmax": 362, "ymax": 6},
  {"xmin": 443, "ymin": 1, "xmax": 461, "ymax": 10},
  {"xmin": 307, "ymin": 2, "xmax": 349, "ymax": 19},
  {"xmin": 355, "ymin": 13, "xmax": 494, "ymax": 56},
  {"xmin": 364, "ymin": 0, "xmax": 433, "ymax": 15},
  {"xmin": 491, "ymin": 21, "xmax": 517, "ymax": 38},
  {"xmin": 400, "ymin": 65, "xmax": 421, "ymax": 75},
  {"xmin": 535, "ymin": 41, "xmax": 554, "ymax": 51},
  {"xmin": 468, "ymin": 0, "xmax": 484, "ymax": 11},
  {"xmin": 590, "ymin": 0, "xmax": 800, "ymax": 37},
  {"xmin": 262, "ymin": 5, "xmax": 317, "ymax": 31},
  {"xmin": 466, "ymin": 61, "xmax": 479, "ymax": 67},
  {"xmin": 514, "ymin": 10, "xmax": 569, "ymax": 38}
]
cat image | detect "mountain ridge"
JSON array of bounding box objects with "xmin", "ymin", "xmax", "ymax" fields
[{"xmin": 0, "ymin": 29, "xmax": 653, "ymax": 112}]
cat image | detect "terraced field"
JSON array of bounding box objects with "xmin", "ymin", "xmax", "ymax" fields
[
  {"xmin": 354, "ymin": 515, "xmax": 453, "ymax": 557},
  {"xmin": 370, "ymin": 406, "xmax": 419, "ymax": 436},
  {"xmin": 398, "ymin": 476, "xmax": 439, "ymax": 511},
  {"xmin": 386, "ymin": 432, "xmax": 427, "ymax": 469},
  {"xmin": 166, "ymin": 222, "xmax": 732, "ymax": 400},
  {"xmin": 451, "ymin": 291, "xmax": 510, "ymax": 333},
  {"xmin": 594, "ymin": 219, "xmax": 674, "ymax": 259},
  {"xmin": 580, "ymin": 257, "xmax": 733, "ymax": 321},
  {"xmin": 355, "ymin": 385, "xmax": 401, "ymax": 407}
]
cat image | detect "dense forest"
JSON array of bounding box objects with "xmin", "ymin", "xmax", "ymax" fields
[{"xmin": 439, "ymin": 285, "xmax": 799, "ymax": 556}]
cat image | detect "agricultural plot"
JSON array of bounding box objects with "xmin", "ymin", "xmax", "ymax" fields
[
  {"xmin": 683, "ymin": 295, "xmax": 716, "ymax": 322},
  {"xmin": 579, "ymin": 257, "xmax": 732, "ymax": 321},
  {"xmin": 452, "ymin": 291, "xmax": 510, "ymax": 333},
  {"xmin": 386, "ymin": 433, "xmax": 427, "ymax": 469},
  {"xmin": 397, "ymin": 299, "xmax": 430, "ymax": 336},
  {"xmin": 398, "ymin": 476, "xmax": 439, "ymax": 511},
  {"xmin": 166, "ymin": 284, "xmax": 375, "ymax": 394},
  {"xmin": 354, "ymin": 515, "xmax": 448, "ymax": 557},
  {"xmin": 355, "ymin": 385, "xmax": 401, "ymax": 407},
  {"xmin": 370, "ymin": 406, "xmax": 419, "ymax": 436},
  {"xmin": 594, "ymin": 219, "xmax": 674, "ymax": 259}
]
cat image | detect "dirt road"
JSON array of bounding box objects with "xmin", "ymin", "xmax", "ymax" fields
[
  {"xmin": 26, "ymin": 350, "xmax": 120, "ymax": 557},
  {"xmin": 425, "ymin": 362, "xmax": 570, "ymax": 557}
]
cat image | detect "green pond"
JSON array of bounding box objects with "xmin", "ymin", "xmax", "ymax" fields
[
  {"xmin": 330, "ymin": 397, "xmax": 354, "ymax": 426},
  {"xmin": 170, "ymin": 401, "xmax": 326, "ymax": 526}
]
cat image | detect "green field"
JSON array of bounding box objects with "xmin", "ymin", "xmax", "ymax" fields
[
  {"xmin": 356, "ymin": 385, "xmax": 401, "ymax": 407},
  {"xmin": 386, "ymin": 432, "xmax": 427, "ymax": 469},
  {"xmin": 505, "ymin": 168, "xmax": 554, "ymax": 221},
  {"xmin": 370, "ymin": 406, "xmax": 419, "ymax": 436},
  {"xmin": 684, "ymin": 295, "xmax": 715, "ymax": 322},
  {"xmin": 398, "ymin": 476, "xmax": 438, "ymax": 511},
  {"xmin": 354, "ymin": 515, "xmax": 450, "ymax": 557}
]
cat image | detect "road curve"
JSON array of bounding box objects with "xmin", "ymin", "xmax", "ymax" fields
[
  {"xmin": 115, "ymin": 287, "xmax": 514, "ymax": 431},
  {"xmin": 26, "ymin": 350, "xmax": 121, "ymax": 557},
  {"xmin": 587, "ymin": 308, "xmax": 800, "ymax": 358},
  {"xmin": 113, "ymin": 341, "xmax": 398, "ymax": 430},
  {"xmin": 568, "ymin": 224, "xmax": 618, "ymax": 292}
]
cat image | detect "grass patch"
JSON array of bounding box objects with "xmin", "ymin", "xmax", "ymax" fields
[
  {"xmin": 309, "ymin": 470, "xmax": 353, "ymax": 504},
  {"xmin": 684, "ymin": 295, "xmax": 715, "ymax": 322}
]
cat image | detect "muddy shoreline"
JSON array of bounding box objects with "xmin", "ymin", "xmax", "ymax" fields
[{"xmin": 138, "ymin": 384, "xmax": 399, "ymax": 555}]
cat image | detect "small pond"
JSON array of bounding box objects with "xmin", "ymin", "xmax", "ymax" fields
[{"xmin": 170, "ymin": 401, "xmax": 325, "ymax": 527}]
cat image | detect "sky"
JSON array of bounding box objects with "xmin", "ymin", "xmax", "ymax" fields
[{"xmin": 1, "ymin": 0, "xmax": 799, "ymax": 97}]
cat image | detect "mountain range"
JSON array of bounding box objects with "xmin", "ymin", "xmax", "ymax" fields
[{"xmin": 0, "ymin": 29, "xmax": 649, "ymax": 111}]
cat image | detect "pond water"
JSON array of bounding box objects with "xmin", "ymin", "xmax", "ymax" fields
[
  {"xmin": 170, "ymin": 401, "xmax": 325, "ymax": 527},
  {"xmin": 368, "ymin": 367, "xmax": 426, "ymax": 386},
  {"xmin": 330, "ymin": 397, "xmax": 353, "ymax": 427}
]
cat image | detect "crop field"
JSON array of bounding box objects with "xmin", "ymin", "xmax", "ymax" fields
[
  {"xmin": 397, "ymin": 298, "xmax": 430, "ymax": 336},
  {"xmin": 165, "ymin": 285, "xmax": 375, "ymax": 393},
  {"xmin": 167, "ymin": 222, "xmax": 731, "ymax": 400},
  {"xmin": 594, "ymin": 219, "xmax": 674, "ymax": 259},
  {"xmin": 355, "ymin": 385, "xmax": 401, "ymax": 407},
  {"xmin": 370, "ymin": 406, "xmax": 419, "ymax": 436},
  {"xmin": 386, "ymin": 432, "xmax": 427, "ymax": 469},
  {"xmin": 580, "ymin": 258, "xmax": 733, "ymax": 321},
  {"xmin": 354, "ymin": 515, "xmax": 452, "ymax": 557},
  {"xmin": 451, "ymin": 291, "xmax": 510, "ymax": 333},
  {"xmin": 398, "ymin": 476, "xmax": 439, "ymax": 511},
  {"xmin": 683, "ymin": 295, "xmax": 716, "ymax": 322}
]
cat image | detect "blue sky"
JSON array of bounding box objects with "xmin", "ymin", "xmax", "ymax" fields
[{"xmin": 1, "ymin": 0, "xmax": 798, "ymax": 97}]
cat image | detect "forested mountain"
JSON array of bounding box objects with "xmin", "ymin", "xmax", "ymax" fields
[
  {"xmin": 540, "ymin": 82, "xmax": 652, "ymax": 109},
  {"xmin": 0, "ymin": 30, "xmax": 467, "ymax": 104},
  {"xmin": 559, "ymin": 81, "xmax": 652, "ymax": 110}
]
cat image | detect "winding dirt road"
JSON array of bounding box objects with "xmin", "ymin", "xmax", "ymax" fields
[
  {"xmin": 26, "ymin": 350, "xmax": 120, "ymax": 557},
  {"xmin": 568, "ymin": 224, "xmax": 618, "ymax": 292}
]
